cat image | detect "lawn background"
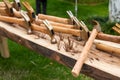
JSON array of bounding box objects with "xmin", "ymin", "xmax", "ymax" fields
[{"xmin": 0, "ymin": 0, "xmax": 110, "ymax": 80}]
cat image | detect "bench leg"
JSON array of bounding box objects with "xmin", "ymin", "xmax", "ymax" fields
[{"xmin": 0, "ymin": 36, "xmax": 10, "ymax": 58}]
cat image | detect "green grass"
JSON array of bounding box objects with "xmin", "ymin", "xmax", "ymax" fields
[{"xmin": 0, "ymin": 0, "xmax": 109, "ymax": 80}]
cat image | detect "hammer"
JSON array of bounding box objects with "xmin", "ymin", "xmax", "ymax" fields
[
  {"xmin": 13, "ymin": 0, "xmax": 21, "ymax": 11},
  {"xmin": 43, "ymin": 20, "xmax": 57, "ymax": 44},
  {"xmin": 2, "ymin": 0, "xmax": 14, "ymax": 16},
  {"xmin": 2, "ymin": 0, "xmax": 23, "ymax": 17},
  {"xmin": 22, "ymin": 1, "xmax": 36, "ymax": 23},
  {"xmin": 71, "ymin": 20, "xmax": 101, "ymax": 77},
  {"xmin": 67, "ymin": 10, "xmax": 90, "ymax": 41}
]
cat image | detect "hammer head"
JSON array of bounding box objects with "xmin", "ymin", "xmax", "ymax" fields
[
  {"xmin": 43, "ymin": 20, "xmax": 57, "ymax": 44},
  {"xmin": 92, "ymin": 20, "xmax": 101, "ymax": 32},
  {"xmin": 13, "ymin": 0, "xmax": 21, "ymax": 11},
  {"xmin": 20, "ymin": 10, "xmax": 32, "ymax": 34},
  {"xmin": 22, "ymin": 1, "xmax": 36, "ymax": 22},
  {"xmin": 3, "ymin": 0, "xmax": 14, "ymax": 16}
]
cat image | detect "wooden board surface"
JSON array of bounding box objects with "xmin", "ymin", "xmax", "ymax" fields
[{"xmin": 0, "ymin": 21, "xmax": 120, "ymax": 80}]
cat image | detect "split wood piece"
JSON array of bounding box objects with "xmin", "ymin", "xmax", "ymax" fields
[
  {"xmin": 0, "ymin": 15, "xmax": 81, "ymax": 37},
  {"xmin": 71, "ymin": 20, "xmax": 101, "ymax": 77},
  {"xmin": 38, "ymin": 14, "xmax": 71, "ymax": 24},
  {"xmin": 35, "ymin": 19, "xmax": 75, "ymax": 29},
  {"xmin": 0, "ymin": 36, "xmax": 10, "ymax": 58}
]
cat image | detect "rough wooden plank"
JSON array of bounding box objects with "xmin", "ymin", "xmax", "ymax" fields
[
  {"xmin": 0, "ymin": 35, "xmax": 10, "ymax": 58},
  {"xmin": 0, "ymin": 22, "xmax": 120, "ymax": 80}
]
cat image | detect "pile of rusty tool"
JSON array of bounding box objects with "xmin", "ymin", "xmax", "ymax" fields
[{"xmin": 0, "ymin": 0, "xmax": 120, "ymax": 78}]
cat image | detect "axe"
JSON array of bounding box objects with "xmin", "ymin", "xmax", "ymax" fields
[{"xmin": 71, "ymin": 20, "xmax": 101, "ymax": 77}]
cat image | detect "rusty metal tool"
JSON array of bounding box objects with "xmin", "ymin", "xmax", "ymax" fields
[
  {"xmin": 43, "ymin": 20, "xmax": 57, "ymax": 44},
  {"xmin": 71, "ymin": 20, "xmax": 101, "ymax": 77}
]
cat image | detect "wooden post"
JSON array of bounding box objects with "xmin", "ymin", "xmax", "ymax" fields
[{"xmin": 0, "ymin": 36, "xmax": 10, "ymax": 58}]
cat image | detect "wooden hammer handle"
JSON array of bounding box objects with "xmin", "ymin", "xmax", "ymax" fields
[
  {"xmin": 97, "ymin": 33, "xmax": 120, "ymax": 43},
  {"xmin": 96, "ymin": 43, "xmax": 120, "ymax": 58},
  {"xmin": 35, "ymin": 19, "xmax": 75, "ymax": 29},
  {"xmin": 38, "ymin": 14, "xmax": 70, "ymax": 24},
  {"xmin": 71, "ymin": 29, "xmax": 98, "ymax": 77}
]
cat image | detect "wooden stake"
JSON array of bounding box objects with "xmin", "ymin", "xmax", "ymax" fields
[{"xmin": 0, "ymin": 36, "xmax": 10, "ymax": 58}]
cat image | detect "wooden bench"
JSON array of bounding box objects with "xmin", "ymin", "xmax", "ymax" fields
[{"xmin": 0, "ymin": 21, "xmax": 120, "ymax": 80}]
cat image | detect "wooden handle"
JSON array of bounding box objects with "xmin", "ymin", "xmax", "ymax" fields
[
  {"xmin": 0, "ymin": 15, "xmax": 81, "ymax": 36},
  {"xmin": 97, "ymin": 33, "xmax": 120, "ymax": 43},
  {"xmin": 71, "ymin": 29, "xmax": 98, "ymax": 77},
  {"xmin": 96, "ymin": 43, "xmax": 120, "ymax": 57},
  {"xmin": 35, "ymin": 19, "xmax": 75, "ymax": 29},
  {"xmin": 38, "ymin": 14, "xmax": 70, "ymax": 24},
  {"xmin": 32, "ymin": 23, "xmax": 81, "ymax": 36},
  {"xmin": 0, "ymin": 15, "xmax": 27, "ymax": 29}
]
